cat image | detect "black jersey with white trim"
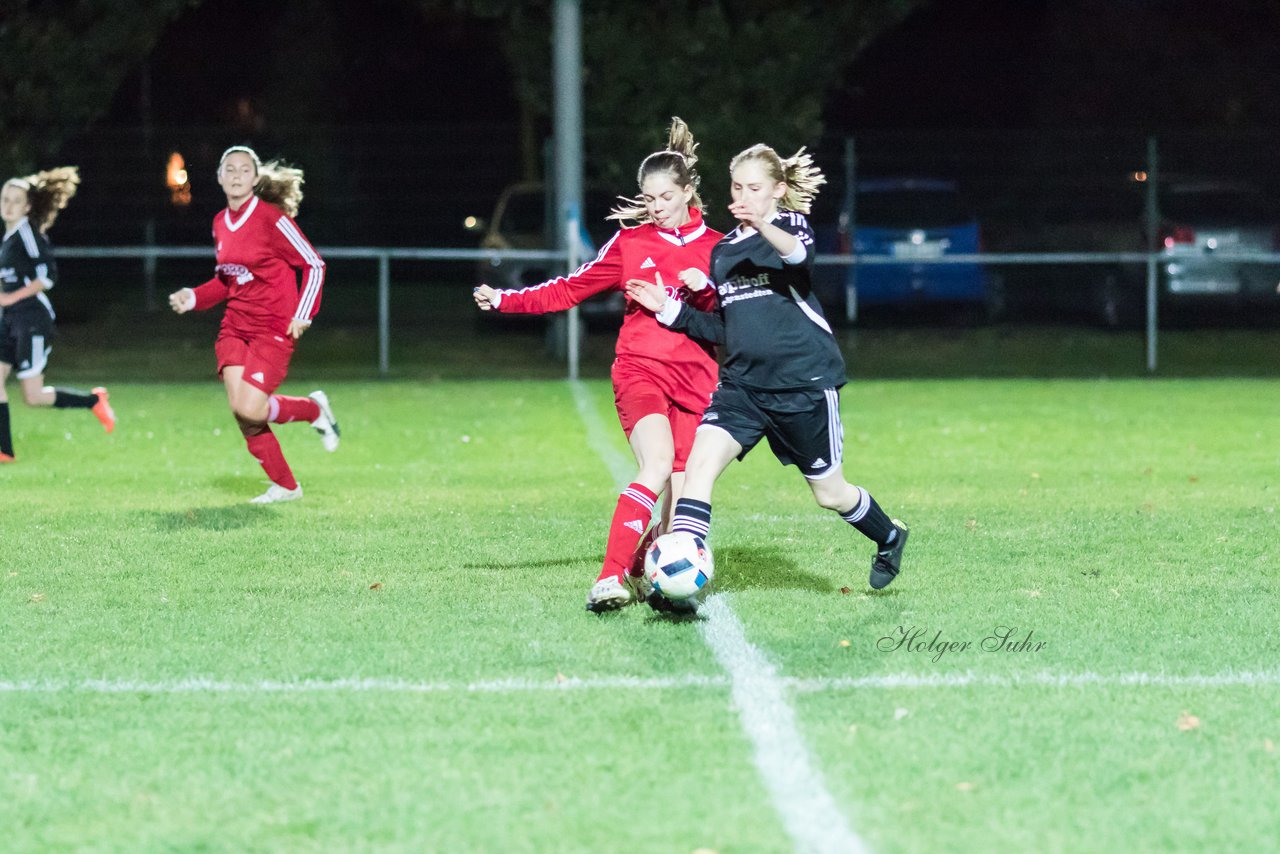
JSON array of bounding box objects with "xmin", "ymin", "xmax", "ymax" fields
[
  {"xmin": 0, "ymin": 219, "xmax": 57, "ymax": 322},
  {"xmin": 667, "ymin": 210, "xmax": 845, "ymax": 392}
]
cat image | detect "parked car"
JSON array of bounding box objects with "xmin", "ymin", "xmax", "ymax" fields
[
  {"xmin": 992, "ymin": 177, "xmax": 1280, "ymax": 327},
  {"xmin": 987, "ymin": 180, "xmax": 1147, "ymax": 327},
  {"xmin": 1158, "ymin": 181, "xmax": 1280, "ymax": 303},
  {"xmin": 813, "ymin": 178, "xmax": 1000, "ymax": 323},
  {"xmin": 468, "ymin": 181, "xmax": 623, "ymax": 325}
]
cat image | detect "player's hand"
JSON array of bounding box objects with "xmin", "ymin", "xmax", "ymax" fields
[
  {"xmin": 728, "ymin": 200, "xmax": 763, "ymax": 230},
  {"xmin": 169, "ymin": 288, "xmax": 194, "ymax": 314},
  {"xmin": 473, "ymin": 284, "xmax": 501, "ymax": 311},
  {"xmin": 678, "ymin": 268, "xmax": 710, "ymax": 291},
  {"xmin": 625, "ymin": 270, "xmax": 668, "ymax": 313},
  {"xmin": 287, "ymin": 318, "xmax": 311, "ymax": 339}
]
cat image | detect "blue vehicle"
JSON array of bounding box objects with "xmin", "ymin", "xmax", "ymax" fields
[{"xmin": 814, "ymin": 178, "xmax": 1000, "ymax": 322}]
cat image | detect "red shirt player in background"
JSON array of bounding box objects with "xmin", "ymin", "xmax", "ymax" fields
[
  {"xmin": 168, "ymin": 146, "xmax": 339, "ymax": 504},
  {"xmin": 474, "ymin": 118, "xmax": 723, "ymax": 612}
]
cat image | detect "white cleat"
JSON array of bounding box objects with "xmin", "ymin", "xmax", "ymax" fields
[
  {"xmin": 309, "ymin": 390, "xmax": 340, "ymax": 452},
  {"xmin": 585, "ymin": 575, "xmax": 638, "ymax": 613},
  {"xmin": 249, "ymin": 483, "xmax": 304, "ymax": 504}
]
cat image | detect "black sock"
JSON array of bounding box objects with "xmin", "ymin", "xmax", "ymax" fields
[
  {"xmin": 0, "ymin": 402, "xmax": 12, "ymax": 456},
  {"xmin": 671, "ymin": 498, "xmax": 712, "ymax": 540},
  {"xmin": 53, "ymin": 388, "xmax": 97, "ymax": 409},
  {"xmin": 839, "ymin": 488, "xmax": 897, "ymax": 547}
]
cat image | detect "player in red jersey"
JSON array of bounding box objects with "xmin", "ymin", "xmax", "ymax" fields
[
  {"xmin": 168, "ymin": 146, "xmax": 339, "ymax": 504},
  {"xmin": 1, "ymin": 167, "xmax": 115, "ymax": 464},
  {"xmin": 474, "ymin": 118, "xmax": 723, "ymax": 612}
]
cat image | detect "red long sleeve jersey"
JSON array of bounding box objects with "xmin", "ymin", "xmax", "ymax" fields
[
  {"xmin": 495, "ymin": 207, "xmax": 722, "ymax": 413},
  {"xmin": 191, "ymin": 196, "xmax": 325, "ymax": 339}
]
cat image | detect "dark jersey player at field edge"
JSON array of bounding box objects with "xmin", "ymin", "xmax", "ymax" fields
[
  {"xmin": 0, "ymin": 168, "xmax": 115, "ymax": 463},
  {"xmin": 626, "ymin": 143, "xmax": 910, "ymax": 605}
]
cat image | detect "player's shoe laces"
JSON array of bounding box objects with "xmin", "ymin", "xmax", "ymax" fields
[
  {"xmin": 249, "ymin": 483, "xmax": 304, "ymax": 505},
  {"xmin": 308, "ymin": 390, "xmax": 340, "ymax": 452},
  {"xmin": 585, "ymin": 574, "xmax": 638, "ymax": 613},
  {"xmin": 869, "ymin": 520, "xmax": 909, "ymax": 590},
  {"xmin": 90, "ymin": 387, "xmax": 115, "ymax": 433}
]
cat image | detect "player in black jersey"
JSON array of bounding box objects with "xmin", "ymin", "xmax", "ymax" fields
[
  {"xmin": 0, "ymin": 168, "xmax": 115, "ymax": 463},
  {"xmin": 627, "ymin": 143, "xmax": 908, "ymax": 598}
]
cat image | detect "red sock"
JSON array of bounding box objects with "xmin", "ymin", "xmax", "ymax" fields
[
  {"xmin": 268, "ymin": 395, "xmax": 320, "ymax": 424},
  {"xmin": 598, "ymin": 483, "xmax": 658, "ymax": 582},
  {"xmin": 245, "ymin": 428, "xmax": 298, "ymax": 490}
]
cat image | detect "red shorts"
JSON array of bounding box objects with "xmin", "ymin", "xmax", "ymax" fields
[
  {"xmin": 612, "ymin": 362, "xmax": 702, "ymax": 473},
  {"xmin": 215, "ymin": 330, "xmax": 295, "ymax": 394}
]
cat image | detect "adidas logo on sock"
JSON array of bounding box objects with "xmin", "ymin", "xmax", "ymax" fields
[
  {"xmin": 624, "ymin": 519, "xmax": 646, "ymax": 534},
  {"xmin": 640, "ymin": 257, "xmax": 656, "ymax": 269}
]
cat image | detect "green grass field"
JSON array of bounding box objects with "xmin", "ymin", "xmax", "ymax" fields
[{"xmin": 3, "ymin": 364, "xmax": 1278, "ymax": 852}]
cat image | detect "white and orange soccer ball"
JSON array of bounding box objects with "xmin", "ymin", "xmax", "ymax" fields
[{"xmin": 643, "ymin": 531, "xmax": 715, "ymax": 602}]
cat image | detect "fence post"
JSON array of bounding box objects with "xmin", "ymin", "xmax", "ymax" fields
[
  {"xmin": 1144, "ymin": 135, "xmax": 1159, "ymax": 373},
  {"xmin": 378, "ymin": 252, "xmax": 390, "ymax": 376}
]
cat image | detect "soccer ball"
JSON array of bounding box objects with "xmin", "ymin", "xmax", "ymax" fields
[{"xmin": 644, "ymin": 532, "xmax": 714, "ymax": 602}]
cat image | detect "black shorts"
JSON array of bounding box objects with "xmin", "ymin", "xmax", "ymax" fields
[
  {"xmin": 699, "ymin": 381, "xmax": 844, "ymax": 479},
  {"xmin": 0, "ymin": 314, "xmax": 55, "ymax": 379}
]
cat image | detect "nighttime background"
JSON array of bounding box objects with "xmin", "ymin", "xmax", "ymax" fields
[
  {"xmin": 3, "ymin": 0, "xmax": 1280, "ymax": 335},
  {"xmin": 3, "ymin": 0, "xmax": 1277, "ymax": 246}
]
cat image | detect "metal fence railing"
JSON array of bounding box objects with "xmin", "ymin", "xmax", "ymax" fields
[{"xmin": 55, "ymin": 245, "xmax": 1280, "ymax": 376}]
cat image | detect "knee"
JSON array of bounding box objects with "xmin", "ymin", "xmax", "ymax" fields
[
  {"xmin": 638, "ymin": 452, "xmax": 675, "ymax": 484},
  {"xmin": 235, "ymin": 413, "xmax": 267, "ymax": 438},
  {"xmin": 21, "ymin": 387, "xmax": 43, "ymax": 406},
  {"xmin": 813, "ymin": 480, "xmax": 860, "ymax": 513},
  {"xmin": 232, "ymin": 399, "xmax": 267, "ymax": 425}
]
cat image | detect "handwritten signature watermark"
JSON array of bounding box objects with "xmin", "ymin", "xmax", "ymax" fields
[{"xmin": 877, "ymin": 625, "xmax": 1047, "ymax": 663}]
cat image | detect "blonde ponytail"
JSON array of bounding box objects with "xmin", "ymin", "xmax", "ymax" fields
[
  {"xmin": 729, "ymin": 144, "xmax": 826, "ymax": 214},
  {"xmin": 5, "ymin": 167, "xmax": 80, "ymax": 233},
  {"xmin": 609, "ymin": 116, "xmax": 704, "ymax": 224},
  {"xmin": 217, "ymin": 146, "xmax": 305, "ymax": 217}
]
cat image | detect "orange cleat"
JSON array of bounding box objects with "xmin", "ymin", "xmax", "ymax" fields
[
  {"xmin": 91, "ymin": 387, "xmax": 116, "ymax": 433},
  {"xmin": 0, "ymin": 452, "xmax": 15, "ymax": 463}
]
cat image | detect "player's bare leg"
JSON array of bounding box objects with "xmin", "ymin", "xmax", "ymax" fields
[
  {"xmin": 0, "ymin": 362, "xmax": 13, "ymax": 461},
  {"xmin": 653, "ymin": 426, "xmax": 741, "ymax": 613},
  {"xmin": 586, "ymin": 413, "xmax": 674, "ymax": 612},
  {"xmin": 224, "ymin": 366, "xmax": 302, "ymax": 504},
  {"xmin": 808, "ymin": 463, "xmax": 908, "ymax": 590},
  {"xmin": 14, "ymin": 372, "xmax": 114, "ymax": 433}
]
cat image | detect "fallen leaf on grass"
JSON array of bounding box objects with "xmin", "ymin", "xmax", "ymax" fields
[
  {"xmin": 1176, "ymin": 711, "xmax": 1201, "ymax": 732},
  {"xmin": 840, "ymin": 586, "xmax": 852, "ymax": 595},
  {"xmin": 555, "ymin": 672, "xmax": 568, "ymax": 684},
  {"xmin": 955, "ymin": 782, "xmax": 976, "ymax": 792},
  {"xmin": 894, "ymin": 707, "xmax": 909, "ymax": 721},
  {"xmin": 1188, "ymin": 475, "xmax": 1199, "ymax": 483},
  {"xmin": 369, "ymin": 582, "xmax": 383, "ymax": 590},
  {"xmin": 965, "ymin": 518, "xmax": 978, "ymax": 531},
  {"xmin": 839, "ymin": 639, "xmax": 851, "ymax": 648},
  {"xmin": 29, "ymin": 593, "xmax": 45, "ymax": 603}
]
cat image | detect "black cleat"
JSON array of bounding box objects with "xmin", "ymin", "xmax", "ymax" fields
[
  {"xmin": 869, "ymin": 520, "xmax": 909, "ymax": 590},
  {"xmin": 646, "ymin": 590, "xmax": 700, "ymax": 615}
]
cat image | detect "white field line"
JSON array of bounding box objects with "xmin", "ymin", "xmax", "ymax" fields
[
  {"xmin": 571, "ymin": 380, "xmax": 868, "ymax": 854},
  {"xmin": 4, "ymin": 671, "xmax": 1280, "ymax": 695}
]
